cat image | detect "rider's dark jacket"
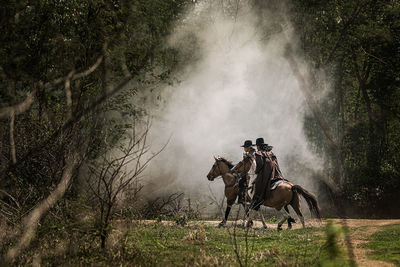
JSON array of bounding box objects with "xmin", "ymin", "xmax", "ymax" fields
[
  {"xmin": 251, "ymin": 150, "xmax": 273, "ymax": 210},
  {"xmin": 266, "ymin": 150, "xmax": 284, "ymax": 180}
]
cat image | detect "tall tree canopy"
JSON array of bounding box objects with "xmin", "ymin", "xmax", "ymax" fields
[{"xmin": 288, "ymin": 0, "xmax": 400, "ymax": 216}]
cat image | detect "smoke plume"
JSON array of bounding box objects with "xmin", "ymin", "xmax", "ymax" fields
[{"xmin": 142, "ymin": 2, "xmax": 324, "ymax": 212}]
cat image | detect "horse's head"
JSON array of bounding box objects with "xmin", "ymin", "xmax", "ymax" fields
[
  {"xmin": 207, "ymin": 156, "xmax": 220, "ymax": 181},
  {"xmin": 207, "ymin": 156, "xmax": 234, "ymax": 181}
]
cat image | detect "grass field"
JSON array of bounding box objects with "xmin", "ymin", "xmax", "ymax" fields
[
  {"xmin": 12, "ymin": 219, "xmax": 355, "ymax": 266},
  {"xmin": 364, "ymin": 224, "xmax": 400, "ymax": 266},
  {"xmin": 5, "ymin": 218, "xmax": 400, "ymax": 266},
  {"xmin": 121, "ymin": 223, "xmax": 327, "ymax": 266}
]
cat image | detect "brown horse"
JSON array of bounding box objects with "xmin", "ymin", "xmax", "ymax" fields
[
  {"xmin": 207, "ymin": 156, "xmax": 321, "ymax": 230},
  {"xmin": 206, "ymin": 156, "xmax": 268, "ymax": 228}
]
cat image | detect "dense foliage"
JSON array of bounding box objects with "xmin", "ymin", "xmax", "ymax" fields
[
  {"xmin": 0, "ymin": 0, "xmax": 190, "ymax": 258},
  {"xmin": 289, "ymin": 0, "xmax": 400, "ymax": 216},
  {"xmin": 0, "ymin": 0, "xmax": 188, "ymax": 214}
]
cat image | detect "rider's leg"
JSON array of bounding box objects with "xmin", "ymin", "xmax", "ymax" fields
[{"xmin": 237, "ymin": 174, "xmax": 247, "ymax": 204}]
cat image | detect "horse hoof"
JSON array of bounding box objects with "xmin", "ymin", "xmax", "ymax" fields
[
  {"xmin": 218, "ymin": 221, "xmax": 226, "ymax": 228},
  {"xmin": 288, "ymin": 223, "xmax": 292, "ymax": 230},
  {"xmin": 246, "ymin": 220, "xmax": 254, "ymax": 228},
  {"xmin": 277, "ymin": 226, "xmax": 283, "ymax": 231}
]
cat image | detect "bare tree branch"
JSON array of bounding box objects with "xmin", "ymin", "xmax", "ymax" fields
[
  {"xmin": 43, "ymin": 55, "xmax": 104, "ymax": 89},
  {"xmin": 71, "ymin": 55, "xmax": 104, "ymax": 81},
  {"xmin": 65, "ymin": 71, "xmax": 75, "ymax": 120},
  {"xmin": 9, "ymin": 109, "xmax": 16, "ymax": 164},
  {"xmin": 0, "ymin": 89, "xmax": 37, "ymax": 119},
  {"xmin": 0, "ymin": 40, "xmax": 156, "ymax": 179},
  {"xmin": 4, "ymin": 152, "xmax": 78, "ymax": 263},
  {"xmin": 120, "ymin": 51, "xmax": 132, "ymax": 78},
  {"xmin": 0, "ymin": 54, "xmax": 104, "ymax": 121}
]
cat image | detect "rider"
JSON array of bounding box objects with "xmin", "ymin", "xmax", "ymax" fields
[
  {"xmin": 251, "ymin": 138, "xmax": 273, "ymax": 210},
  {"xmin": 256, "ymin": 139, "xmax": 285, "ymax": 181},
  {"xmin": 253, "ymin": 138, "xmax": 296, "ymax": 224},
  {"xmin": 233, "ymin": 140, "xmax": 255, "ymax": 204}
]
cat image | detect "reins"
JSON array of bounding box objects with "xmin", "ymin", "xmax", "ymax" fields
[{"xmin": 217, "ymin": 159, "xmax": 239, "ymax": 188}]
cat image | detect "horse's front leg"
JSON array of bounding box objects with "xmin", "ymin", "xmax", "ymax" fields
[
  {"xmin": 219, "ymin": 204, "xmax": 232, "ymax": 227},
  {"xmin": 242, "ymin": 203, "xmax": 254, "ymax": 228},
  {"xmin": 258, "ymin": 210, "xmax": 268, "ymax": 229}
]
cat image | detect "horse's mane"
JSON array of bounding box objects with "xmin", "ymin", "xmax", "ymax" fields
[{"xmin": 219, "ymin": 157, "xmax": 235, "ymax": 169}]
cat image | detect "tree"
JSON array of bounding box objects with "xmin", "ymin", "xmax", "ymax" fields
[
  {"xmin": 288, "ymin": 0, "xmax": 400, "ymax": 215},
  {"xmin": 0, "ymin": 0, "xmax": 190, "ymax": 262}
]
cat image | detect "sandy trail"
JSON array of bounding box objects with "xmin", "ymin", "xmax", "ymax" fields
[
  {"xmin": 136, "ymin": 218, "xmax": 400, "ymax": 229},
  {"xmin": 332, "ymin": 219, "xmax": 400, "ymax": 267}
]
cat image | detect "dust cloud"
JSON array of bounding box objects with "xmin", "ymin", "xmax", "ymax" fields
[{"xmin": 141, "ymin": 2, "xmax": 324, "ymax": 211}]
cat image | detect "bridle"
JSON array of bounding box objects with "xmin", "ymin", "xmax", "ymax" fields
[
  {"xmin": 209, "ymin": 158, "xmax": 224, "ymax": 180},
  {"xmin": 215, "ymin": 158, "xmax": 241, "ymax": 188}
]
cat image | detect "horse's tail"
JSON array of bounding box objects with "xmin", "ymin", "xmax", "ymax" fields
[{"xmin": 292, "ymin": 185, "xmax": 321, "ymax": 220}]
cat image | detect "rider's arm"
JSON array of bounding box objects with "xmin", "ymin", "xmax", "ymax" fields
[{"xmin": 229, "ymin": 164, "xmax": 237, "ymax": 173}]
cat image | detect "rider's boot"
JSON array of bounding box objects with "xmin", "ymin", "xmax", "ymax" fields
[{"xmin": 238, "ymin": 187, "xmax": 245, "ymax": 204}]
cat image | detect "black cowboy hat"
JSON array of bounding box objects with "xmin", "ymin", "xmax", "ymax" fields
[
  {"xmin": 254, "ymin": 137, "xmax": 273, "ymax": 150},
  {"xmin": 254, "ymin": 137, "xmax": 265, "ymax": 146},
  {"xmin": 240, "ymin": 140, "xmax": 254, "ymax": 148}
]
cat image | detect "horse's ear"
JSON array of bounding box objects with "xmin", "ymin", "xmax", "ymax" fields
[{"xmin": 214, "ymin": 156, "xmax": 218, "ymax": 160}]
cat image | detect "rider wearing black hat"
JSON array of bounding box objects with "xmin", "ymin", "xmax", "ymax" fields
[
  {"xmin": 253, "ymin": 137, "xmax": 296, "ymax": 223},
  {"xmin": 241, "ymin": 140, "xmax": 256, "ymax": 157},
  {"xmin": 251, "ymin": 137, "xmax": 285, "ymax": 210},
  {"xmin": 254, "ymin": 137, "xmax": 273, "ymax": 152},
  {"xmin": 233, "ymin": 140, "xmax": 255, "ymax": 204},
  {"xmin": 254, "ymin": 137, "xmax": 284, "ymax": 180}
]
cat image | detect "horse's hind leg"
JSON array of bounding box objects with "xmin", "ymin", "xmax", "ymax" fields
[
  {"xmin": 291, "ymin": 197, "xmax": 305, "ymax": 228},
  {"xmin": 284, "ymin": 205, "xmax": 296, "ymax": 229},
  {"xmin": 277, "ymin": 209, "xmax": 290, "ymax": 231}
]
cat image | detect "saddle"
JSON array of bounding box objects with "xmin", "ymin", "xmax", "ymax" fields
[
  {"xmin": 248, "ymin": 178, "xmax": 288, "ymax": 192},
  {"xmin": 270, "ymin": 178, "xmax": 288, "ymax": 190}
]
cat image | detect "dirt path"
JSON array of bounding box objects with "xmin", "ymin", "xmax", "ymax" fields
[{"xmin": 331, "ymin": 219, "xmax": 400, "ymax": 267}]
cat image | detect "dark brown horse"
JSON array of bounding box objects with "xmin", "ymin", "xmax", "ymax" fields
[
  {"xmin": 207, "ymin": 156, "xmax": 321, "ymax": 230},
  {"xmin": 206, "ymin": 156, "xmax": 268, "ymax": 228}
]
